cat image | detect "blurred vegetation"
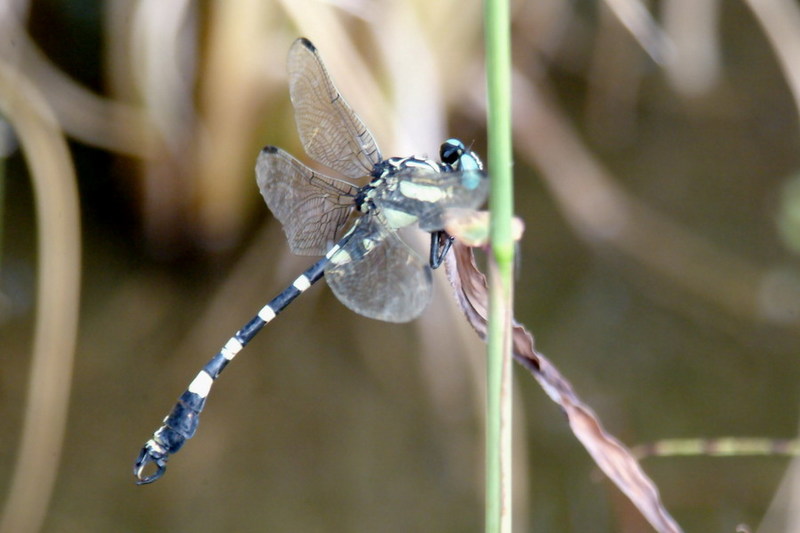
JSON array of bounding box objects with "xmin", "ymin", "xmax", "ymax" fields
[{"xmin": 2, "ymin": 0, "xmax": 800, "ymax": 531}]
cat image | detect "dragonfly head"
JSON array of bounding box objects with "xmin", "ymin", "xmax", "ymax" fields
[{"xmin": 440, "ymin": 139, "xmax": 484, "ymax": 190}]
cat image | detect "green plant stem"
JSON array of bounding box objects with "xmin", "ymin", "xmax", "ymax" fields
[
  {"xmin": 0, "ymin": 136, "xmax": 4, "ymax": 263},
  {"xmin": 484, "ymin": 0, "xmax": 514, "ymax": 532}
]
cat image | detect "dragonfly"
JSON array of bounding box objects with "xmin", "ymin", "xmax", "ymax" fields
[{"xmin": 133, "ymin": 37, "xmax": 488, "ymax": 484}]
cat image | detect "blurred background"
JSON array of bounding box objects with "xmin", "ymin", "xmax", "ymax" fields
[{"xmin": 2, "ymin": 0, "xmax": 800, "ymax": 531}]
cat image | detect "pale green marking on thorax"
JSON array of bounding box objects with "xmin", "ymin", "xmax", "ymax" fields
[
  {"xmin": 398, "ymin": 181, "xmax": 446, "ymax": 203},
  {"xmin": 382, "ymin": 208, "xmax": 418, "ymax": 230}
]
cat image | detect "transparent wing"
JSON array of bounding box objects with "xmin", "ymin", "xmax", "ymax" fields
[
  {"xmin": 325, "ymin": 215, "xmax": 432, "ymax": 323},
  {"xmin": 256, "ymin": 146, "xmax": 358, "ymax": 256},
  {"xmin": 288, "ymin": 38, "xmax": 382, "ymax": 181},
  {"xmin": 372, "ymin": 167, "xmax": 489, "ymax": 231}
]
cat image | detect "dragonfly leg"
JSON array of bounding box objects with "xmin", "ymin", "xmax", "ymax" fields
[{"xmin": 429, "ymin": 230, "xmax": 454, "ymax": 269}]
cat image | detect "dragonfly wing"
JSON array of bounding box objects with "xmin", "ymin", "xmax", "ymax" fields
[
  {"xmin": 288, "ymin": 38, "xmax": 382, "ymax": 181},
  {"xmin": 372, "ymin": 167, "xmax": 489, "ymax": 231},
  {"xmin": 325, "ymin": 216, "xmax": 432, "ymax": 323},
  {"xmin": 256, "ymin": 146, "xmax": 358, "ymax": 255}
]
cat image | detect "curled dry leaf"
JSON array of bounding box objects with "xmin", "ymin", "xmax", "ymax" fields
[{"xmin": 444, "ymin": 240, "xmax": 684, "ymax": 533}]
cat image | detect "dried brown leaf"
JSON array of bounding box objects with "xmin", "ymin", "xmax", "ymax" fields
[{"xmin": 444, "ymin": 241, "xmax": 683, "ymax": 533}]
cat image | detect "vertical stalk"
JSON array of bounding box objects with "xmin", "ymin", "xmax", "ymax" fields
[
  {"xmin": 0, "ymin": 132, "xmax": 4, "ymax": 261},
  {"xmin": 484, "ymin": 0, "xmax": 514, "ymax": 532}
]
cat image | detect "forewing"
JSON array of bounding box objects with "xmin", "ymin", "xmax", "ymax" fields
[
  {"xmin": 256, "ymin": 146, "xmax": 357, "ymax": 255},
  {"xmin": 288, "ymin": 38, "xmax": 381, "ymax": 180},
  {"xmin": 324, "ymin": 216, "xmax": 432, "ymax": 323},
  {"xmin": 372, "ymin": 167, "xmax": 489, "ymax": 231}
]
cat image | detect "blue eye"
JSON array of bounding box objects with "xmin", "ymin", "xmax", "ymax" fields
[
  {"xmin": 461, "ymin": 169, "xmax": 482, "ymax": 190},
  {"xmin": 440, "ymin": 138, "xmax": 466, "ymax": 165},
  {"xmin": 458, "ymin": 153, "xmax": 482, "ymax": 172}
]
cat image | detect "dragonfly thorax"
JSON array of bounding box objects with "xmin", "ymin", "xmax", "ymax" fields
[
  {"xmin": 372, "ymin": 155, "xmax": 443, "ymax": 184},
  {"xmin": 354, "ymin": 155, "xmax": 443, "ymax": 216}
]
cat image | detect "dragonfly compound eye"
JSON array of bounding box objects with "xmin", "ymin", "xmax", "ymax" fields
[{"xmin": 440, "ymin": 138, "xmax": 466, "ymax": 166}]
